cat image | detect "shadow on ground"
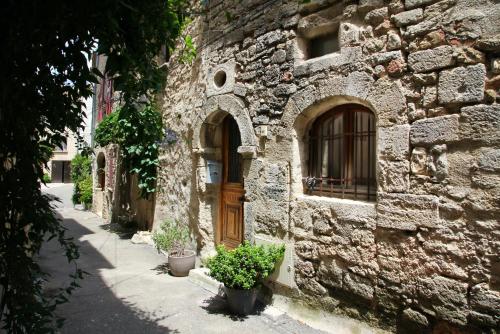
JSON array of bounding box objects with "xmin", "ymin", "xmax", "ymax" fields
[
  {"xmin": 200, "ymin": 294, "xmax": 266, "ymax": 322},
  {"xmin": 38, "ymin": 216, "xmax": 177, "ymax": 334},
  {"xmin": 152, "ymin": 263, "xmax": 170, "ymax": 275},
  {"xmin": 100, "ymin": 222, "xmax": 138, "ymax": 239}
]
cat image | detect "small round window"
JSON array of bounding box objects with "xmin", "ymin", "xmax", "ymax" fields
[{"xmin": 214, "ymin": 70, "xmax": 227, "ymax": 88}]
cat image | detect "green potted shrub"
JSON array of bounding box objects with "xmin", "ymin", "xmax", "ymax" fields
[
  {"xmin": 152, "ymin": 219, "xmax": 195, "ymax": 277},
  {"xmin": 207, "ymin": 241, "xmax": 285, "ymax": 315}
]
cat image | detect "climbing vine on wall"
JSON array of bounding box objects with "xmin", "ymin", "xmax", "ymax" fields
[{"xmin": 94, "ymin": 103, "xmax": 163, "ymax": 198}]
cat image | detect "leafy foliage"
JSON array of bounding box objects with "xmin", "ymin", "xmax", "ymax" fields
[
  {"xmin": 94, "ymin": 103, "xmax": 163, "ymax": 198},
  {"xmin": 93, "ymin": 111, "xmax": 120, "ymax": 148},
  {"xmin": 42, "ymin": 173, "xmax": 52, "ymax": 184},
  {"xmin": 78, "ymin": 176, "xmax": 93, "ymax": 209},
  {"xmin": 152, "ymin": 220, "xmax": 191, "ymax": 256},
  {"xmin": 0, "ymin": 0, "xmax": 188, "ymax": 331},
  {"xmin": 207, "ymin": 242, "xmax": 285, "ymax": 290},
  {"xmin": 71, "ymin": 154, "xmax": 92, "ymax": 207}
]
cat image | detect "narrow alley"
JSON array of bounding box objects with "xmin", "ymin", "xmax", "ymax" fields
[{"xmin": 39, "ymin": 184, "xmax": 330, "ymax": 334}]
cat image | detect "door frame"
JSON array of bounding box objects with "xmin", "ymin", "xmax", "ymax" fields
[{"xmin": 217, "ymin": 115, "xmax": 245, "ymax": 248}]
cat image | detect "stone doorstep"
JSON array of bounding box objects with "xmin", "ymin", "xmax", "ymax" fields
[{"xmin": 188, "ymin": 268, "xmax": 388, "ymax": 334}]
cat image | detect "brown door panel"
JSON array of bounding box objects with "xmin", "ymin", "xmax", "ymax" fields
[{"xmin": 219, "ymin": 115, "xmax": 245, "ymax": 250}]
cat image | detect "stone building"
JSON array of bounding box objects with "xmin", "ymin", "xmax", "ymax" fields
[
  {"xmin": 91, "ymin": 55, "xmax": 155, "ymax": 228},
  {"xmin": 153, "ymin": 0, "xmax": 500, "ymax": 332},
  {"xmin": 45, "ymin": 132, "xmax": 78, "ymax": 183}
]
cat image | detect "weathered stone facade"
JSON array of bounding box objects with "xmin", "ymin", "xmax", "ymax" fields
[{"xmin": 154, "ymin": 0, "xmax": 500, "ymax": 332}]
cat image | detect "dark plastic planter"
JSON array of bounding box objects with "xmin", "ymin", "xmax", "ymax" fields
[
  {"xmin": 168, "ymin": 250, "xmax": 196, "ymax": 277},
  {"xmin": 224, "ymin": 286, "xmax": 258, "ymax": 315}
]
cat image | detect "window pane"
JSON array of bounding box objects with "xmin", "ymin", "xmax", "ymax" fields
[{"xmin": 307, "ymin": 105, "xmax": 376, "ymax": 201}]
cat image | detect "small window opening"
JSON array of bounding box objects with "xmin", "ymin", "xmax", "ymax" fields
[
  {"xmin": 214, "ymin": 70, "xmax": 227, "ymax": 88},
  {"xmin": 309, "ymin": 33, "xmax": 339, "ymax": 59}
]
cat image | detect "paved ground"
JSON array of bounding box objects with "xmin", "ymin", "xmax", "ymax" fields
[
  {"xmin": 39, "ymin": 184, "xmax": 325, "ymax": 334},
  {"xmin": 42, "ymin": 182, "xmax": 74, "ymax": 209}
]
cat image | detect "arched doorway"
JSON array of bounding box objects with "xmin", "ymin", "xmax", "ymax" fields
[
  {"xmin": 218, "ymin": 115, "xmax": 244, "ymax": 249},
  {"xmin": 97, "ymin": 152, "xmax": 106, "ymax": 190}
]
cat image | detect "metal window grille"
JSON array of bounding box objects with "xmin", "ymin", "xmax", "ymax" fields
[{"xmin": 305, "ymin": 104, "xmax": 376, "ymax": 201}]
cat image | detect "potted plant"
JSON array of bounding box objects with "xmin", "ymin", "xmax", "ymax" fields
[
  {"xmin": 207, "ymin": 241, "xmax": 285, "ymax": 315},
  {"xmin": 152, "ymin": 219, "xmax": 195, "ymax": 277}
]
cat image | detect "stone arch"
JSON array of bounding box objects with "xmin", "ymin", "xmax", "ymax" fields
[
  {"xmin": 191, "ymin": 94, "xmax": 258, "ymax": 258},
  {"xmin": 193, "ymin": 94, "xmax": 257, "ymax": 152},
  {"xmin": 283, "ymin": 75, "xmax": 407, "ymax": 199}
]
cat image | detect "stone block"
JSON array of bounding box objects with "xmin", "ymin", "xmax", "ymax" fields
[
  {"xmin": 378, "ymin": 160, "xmax": 410, "ymax": 193},
  {"xmin": 295, "ymin": 259, "xmax": 315, "ymax": 278},
  {"xmin": 422, "ymin": 86, "xmax": 437, "ymax": 108},
  {"xmin": 358, "ymin": 0, "xmax": 384, "ymax": 15},
  {"xmin": 411, "ymin": 147, "xmax": 428, "ymax": 175},
  {"xmin": 273, "ymin": 83, "xmax": 297, "ymax": 96},
  {"xmin": 345, "ymin": 71, "xmax": 375, "ymax": 99},
  {"xmin": 291, "ymin": 85, "xmax": 317, "ymax": 113},
  {"xmin": 424, "ymin": 0, "xmax": 456, "ymax": 19},
  {"xmin": 295, "ymin": 240, "xmax": 317, "ymax": 260},
  {"xmin": 272, "ymin": 49, "xmax": 287, "ymax": 64},
  {"xmin": 470, "ymin": 283, "xmax": 500, "ymax": 315},
  {"xmin": 296, "ymin": 277, "xmax": 327, "ymax": 296},
  {"xmin": 343, "ymin": 272, "xmax": 374, "ymax": 301},
  {"xmin": 206, "ymin": 62, "xmax": 236, "ymax": 97},
  {"xmin": 460, "ymin": 104, "xmax": 500, "ymax": 144},
  {"xmin": 365, "ymin": 7, "xmax": 389, "ymax": 25},
  {"xmin": 392, "ymin": 8, "xmax": 423, "ymax": 27},
  {"xmin": 438, "ymin": 64, "xmax": 486, "ymax": 105},
  {"xmin": 378, "ymin": 124, "xmax": 410, "ymax": 160},
  {"xmin": 367, "ymin": 78, "xmax": 407, "ymax": 127},
  {"xmin": 317, "ymin": 75, "xmax": 347, "ymax": 99},
  {"xmin": 410, "ymin": 114, "xmax": 460, "ymax": 146},
  {"xmin": 317, "ymin": 258, "xmax": 344, "ymax": 288},
  {"xmin": 369, "ymin": 50, "xmax": 403, "ymax": 66},
  {"xmin": 386, "ymin": 32, "xmax": 402, "ymax": 50},
  {"xmin": 377, "ymin": 193, "xmax": 439, "ymax": 230},
  {"xmin": 408, "ymin": 46, "xmax": 454, "ymax": 73},
  {"xmin": 475, "ymin": 35, "xmax": 500, "ymax": 52},
  {"xmin": 417, "ymin": 275, "xmax": 468, "ymax": 325},
  {"xmin": 405, "ymin": 0, "xmax": 438, "ymax": 9},
  {"xmin": 299, "ymin": 196, "xmax": 376, "ymax": 227},
  {"xmin": 477, "ymin": 148, "xmax": 500, "ymax": 172}
]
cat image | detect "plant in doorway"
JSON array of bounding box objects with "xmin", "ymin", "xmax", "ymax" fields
[
  {"xmin": 207, "ymin": 241, "xmax": 285, "ymax": 315},
  {"xmin": 152, "ymin": 219, "xmax": 195, "ymax": 277}
]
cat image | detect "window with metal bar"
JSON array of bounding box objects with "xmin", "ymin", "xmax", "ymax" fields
[{"xmin": 305, "ymin": 104, "xmax": 376, "ymax": 201}]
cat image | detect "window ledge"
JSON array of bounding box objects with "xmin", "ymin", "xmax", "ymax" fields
[
  {"xmin": 294, "ymin": 46, "xmax": 362, "ymax": 74},
  {"xmin": 295, "ymin": 194, "xmax": 377, "ymax": 221},
  {"xmin": 296, "ymin": 193, "xmax": 375, "ymax": 207}
]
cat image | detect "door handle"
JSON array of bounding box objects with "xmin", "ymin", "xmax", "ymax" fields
[{"xmin": 238, "ymin": 195, "xmax": 246, "ymax": 202}]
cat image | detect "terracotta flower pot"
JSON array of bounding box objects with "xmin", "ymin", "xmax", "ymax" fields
[
  {"xmin": 168, "ymin": 250, "xmax": 196, "ymax": 277},
  {"xmin": 224, "ymin": 286, "xmax": 258, "ymax": 315}
]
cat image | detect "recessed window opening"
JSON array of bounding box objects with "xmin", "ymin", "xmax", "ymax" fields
[
  {"xmin": 305, "ymin": 104, "xmax": 376, "ymax": 201},
  {"xmin": 214, "ymin": 70, "xmax": 227, "ymax": 88},
  {"xmin": 97, "ymin": 153, "xmax": 106, "ymax": 191},
  {"xmin": 309, "ymin": 32, "xmax": 339, "ymax": 59}
]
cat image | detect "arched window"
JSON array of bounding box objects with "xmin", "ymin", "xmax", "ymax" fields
[{"xmin": 305, "ymin": 104, "xmax": 376, "ymax": 201}]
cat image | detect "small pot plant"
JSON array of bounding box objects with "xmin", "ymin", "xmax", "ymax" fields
[
  {"xmin": 152, "ymin": 219, "xmax": 195, "ymax": 277},
  {"xmin": 207, "ymin": 241, "xmax": 285, "ymax": 315}
]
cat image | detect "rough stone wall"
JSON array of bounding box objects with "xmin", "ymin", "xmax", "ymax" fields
[{"xmin": 154, "ymin": 0, "xmax": 500, "ymax": 332}]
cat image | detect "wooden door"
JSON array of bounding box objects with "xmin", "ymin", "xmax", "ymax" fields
[
  {"xmin": 51, "ymin": 161, "xmax": 63, "ymax": 183},
  {"xmin": 219, "ymin": 116, "xmax": 244, "ymax": 249}
]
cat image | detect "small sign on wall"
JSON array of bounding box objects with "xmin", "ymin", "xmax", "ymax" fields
[{"xmin": 206, "ymin": 160, "xmax": 222, "ymax": 184}]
